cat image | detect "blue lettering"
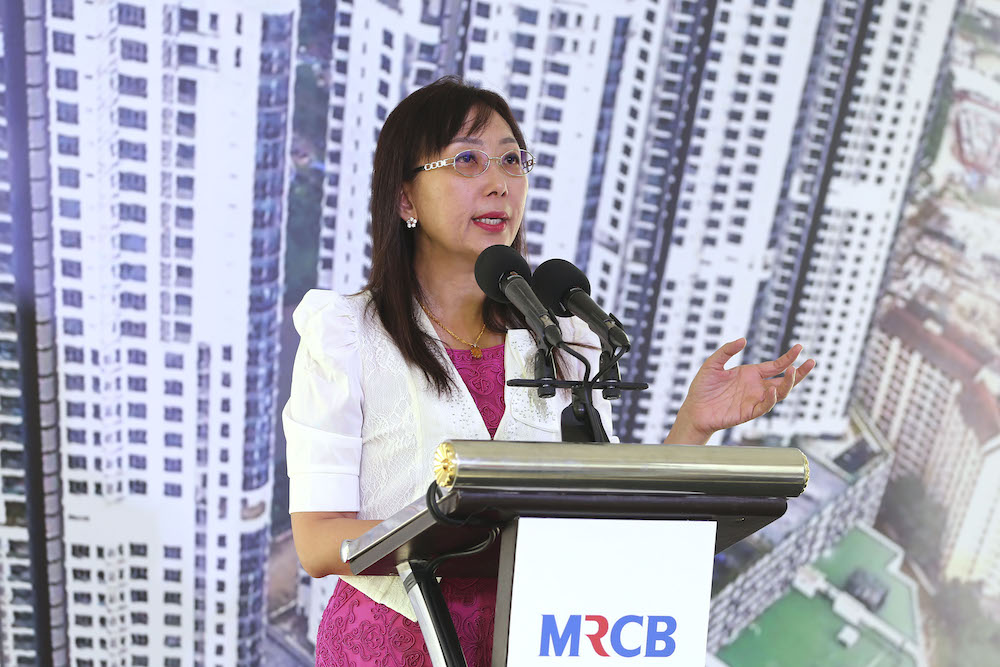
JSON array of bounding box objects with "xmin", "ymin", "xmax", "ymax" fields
[
  {"xmin": 645, "ymin": 616, "xmax": 677, "ymax": 657},
  {"xmin": 539, "ymin": 614, "xmax": 581, "ymax": 657},
  {"xmin": 610, "ymin": 614, "xmax": 643, "ymax": 657}
]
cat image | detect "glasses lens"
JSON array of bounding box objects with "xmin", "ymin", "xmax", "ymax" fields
[
  {"xmin": 501, "ymin": 149, "xmax": 534, "ymax": 176},
  {"xmin": 454, "ymin": 150, "xmax": 487, "ymax": 177}
]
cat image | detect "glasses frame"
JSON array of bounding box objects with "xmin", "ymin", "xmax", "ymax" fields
[{"xmin": 411, "ymin": 148, "xmax": 535, "ymax": 178}]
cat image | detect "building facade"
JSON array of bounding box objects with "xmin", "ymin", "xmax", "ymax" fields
[
  {"xmin": 315, "ymin": 0, "xmax": 958, "ymax": 448},
  {"xmin": 854, "ymin": 304, "xmax": 981, "ymax": 480},
  {"xmin": 1, "ymin": 1, "xmax": 69, "ymax": 664},
  {"xmin": 708, "ymin": 410, "xmax": 892, "ymax": 651},
  {"xmin": 42, "ymin": 1, "xmax": 295, "ymax": 665}
]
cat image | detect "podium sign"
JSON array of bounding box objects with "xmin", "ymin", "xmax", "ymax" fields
[{"xmin": 505, "ymin": 518, "xmax": 716, "ymax": 666}]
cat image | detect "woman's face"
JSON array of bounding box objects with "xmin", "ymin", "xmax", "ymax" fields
[{"xmin": 401, "ymin": 109, "xmax": 528, "ymax": 267}]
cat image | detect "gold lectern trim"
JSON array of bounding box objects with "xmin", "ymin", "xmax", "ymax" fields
[{"xmin": 433, "ymin": 442, "xmax": 458, "ymax": 488}]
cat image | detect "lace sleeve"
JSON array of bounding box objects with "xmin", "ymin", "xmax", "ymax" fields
[{"xmin": 283, "ymin": 290, "xmax": 364, "ymax": 513}]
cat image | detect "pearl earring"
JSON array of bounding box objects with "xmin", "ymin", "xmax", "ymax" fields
[{"xmin": 405, "ymin": 216, "xmax": 417, "ymax": 229}]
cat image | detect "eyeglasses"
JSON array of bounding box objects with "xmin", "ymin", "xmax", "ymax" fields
[{"xmin": 412, "ymin": 149, "xmax": 535, "ymax": 178}]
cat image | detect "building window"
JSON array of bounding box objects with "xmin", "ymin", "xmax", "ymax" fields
[
  {"xmin": 58, "ymin": 167, "xmax": 80, "ymax": 188},
  {"xmin": 119, "ymin": 203, "xmax": 146, "ymax": 222},
  {"xmin": 118, "ymin": 140, "xmax": 146, "ymax": 161},
  {"xmin": 61, "ymin": 259, "xmax": 82, "ymax": 278},
  {"xmin": 471, "ymin": 27, "xmax": 487, "ymax": 42},
  {"xmin": 164, "ymin": 484, "xmax": 182, "ymax": 498},
  {"xmin": 57, "ymin": 134, "xmax": 79, "ymax": 156},
  {"xmin": 118, "ymin": 108, "xmax": 147, "ymax": 129},
  {"xmin": 118, "ymin": 3, "xmax": 145, "ymax": 27},
  {"xmin": 118, "ymin": 74, "xmax": 147, "ymax": 97},
  {"xmin": 178, "ymin": 45, "xmax": 198, "ymax": 65},
  {"xmin": 179, "ymin": 8, "xmax": 198, "ymax": 31},
  {"xmin": 58, "ymin": 199, "xmax": 81, "ymax": 219},
  {"xmin": 52, "ymin": 0, "xmax": 74, "ymax": 19},
  {"xmin": 512, "ymin": 59, "xmax": 531, "ymax": 75},
  {"xmin": 119, "ymin": 172, "xmax": 146, "ymax": 192},
  {"xmin": 56, "ymin": 67, "xmax": 77, "ymax": 90},
  {"xmin": 176, "ymin": 111, "xmax": 196, "ymax": 136},
  {"xmin": 56, "ymin": 101, "xmax": 78, "ymax": 123},
  {"xmin": 60, "ymin": 229, "xmax": 82, "ymax": 248},
  {"xmin": 52, "ymin": 31, "xmax": 75, "ymax": 53},
  {"xmin": 120, "ymin": 263, "xmax": 146, "ymax": 281},
  {"xmin": 469, "ymin": 55, "xmax": 484, "ymax": 71},
  {"xmin": 119, "ymin": 233, "xmax": 146, "ymax": 252},
  {"xmin": 546, "ymin": 83, "xmax": 566, "ymax": 99},
  {"xmin": 129, "ymin": 480, "xmax": 147, "ymax": 494},
  {"xmin": 121, "ymin": 321, "xmax": 146, "ymax": 338},
  {"xmin": 121, "ymin": 39, "xmax": 147, "ymax": 62},
  {"xmin": 178, "ymin": 78, "xmax": 197, "ymax": 103}
]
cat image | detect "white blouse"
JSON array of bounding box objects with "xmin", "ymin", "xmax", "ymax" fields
[{"xmin": 282, "ymin": 289, "xmax": 615, "ymax": 617}]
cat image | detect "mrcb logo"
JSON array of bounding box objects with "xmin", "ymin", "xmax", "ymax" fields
[{"xmin": 539, "ymin": 614, "xmax": 678, "ymax": 658}]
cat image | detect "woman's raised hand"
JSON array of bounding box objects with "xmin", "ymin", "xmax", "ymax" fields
[{"xmin": 664, "ymin": 338, "xmax": 815, "ymax": 445}]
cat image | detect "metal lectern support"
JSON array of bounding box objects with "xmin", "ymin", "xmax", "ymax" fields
[{"xmin": 396, "ymin": 560, "xmax": 468, "ymax": 667}]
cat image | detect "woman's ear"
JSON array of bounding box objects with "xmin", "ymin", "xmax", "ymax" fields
[{"xmin": 397, "ymin": 185, "xmax": 417, "ymax": 222}]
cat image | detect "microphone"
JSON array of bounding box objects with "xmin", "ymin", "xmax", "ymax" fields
[
  {"xmin": 474, "ymin": 245, "xmax": 563, "ymax": 347},
  {"xmin": 532, "ymin": 259, "xmax": 630, "ymax": 349}
]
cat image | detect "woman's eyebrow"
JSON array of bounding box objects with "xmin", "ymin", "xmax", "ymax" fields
[{"xmin": 449, "ymin": 136, "xmax": 518, "ymax": 146}]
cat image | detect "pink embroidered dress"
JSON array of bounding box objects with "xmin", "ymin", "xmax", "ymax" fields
[{"xmin": 315, "ymin": 343, "xmax": 505, "ymax": 667}]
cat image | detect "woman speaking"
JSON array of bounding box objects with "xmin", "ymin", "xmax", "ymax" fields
[{"xmin": 283, "ymin": 76, "xmax": 813, "ymax": 666}]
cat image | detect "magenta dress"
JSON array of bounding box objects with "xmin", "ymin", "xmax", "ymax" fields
[{"xmin": 315, "ymin": 343, "xmax": 506, "ymax": 667}]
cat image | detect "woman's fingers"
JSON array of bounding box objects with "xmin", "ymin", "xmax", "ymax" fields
[
  {"xmin": 764, "ymin": 360, "xmax": 814, "ymax": 399},
  {"xmin": 704, "ymin": 337, "xmax": 748, "ymax": 371},
  {"xmin": 792, "ymin": 359, "xmax": 816, "ymax": 386},
  {"xmin": 751, "ymin": 387, "xmax": 779, "ymax": 420},
  {"xmin": 756, "ymin": 344, "xmax": 803, "ymax": 377},
  {"xmin": 776, "ymin": 366, "xmax": 796, "ymax": 401}
]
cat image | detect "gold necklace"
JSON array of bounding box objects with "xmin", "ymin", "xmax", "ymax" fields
[{"xmin": 418, "ymin": 301, "xmax": 487, "ymax": 359}]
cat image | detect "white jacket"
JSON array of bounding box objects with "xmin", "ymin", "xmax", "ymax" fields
[{"xmin": 282, "ymin": 289, "xmax": 614, "ymax": 617}]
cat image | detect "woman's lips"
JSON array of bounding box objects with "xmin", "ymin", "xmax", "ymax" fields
[{"xmin": 472, "ymin": 216, "xmax": 507, "ymax": 232}]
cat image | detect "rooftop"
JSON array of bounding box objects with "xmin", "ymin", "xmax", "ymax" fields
[
  {"xmin": 714, "ymin": 412, "xmax": 886, "ymax": 589},
  {"xmin": 716, "ymin": 527, "xmax": 923, "ymax": 667}
]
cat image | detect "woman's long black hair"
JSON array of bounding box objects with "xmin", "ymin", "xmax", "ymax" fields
[{"xmin": 365, "ymin": 76, "xmax": 531, "ymax": 393}]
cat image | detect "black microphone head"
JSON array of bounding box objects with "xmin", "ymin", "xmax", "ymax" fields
[
  {"xmin": 532, "ymin": 258, "xmax": 591, "ymax": 317},
  {"xmin": 474, "ymin": 245, "xmax": 532, "ymax": 303}
]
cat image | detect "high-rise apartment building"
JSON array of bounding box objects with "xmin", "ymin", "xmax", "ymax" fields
[
  {"xmin": 741, "ymin": 0, "xmax": 958, "ymax": 437},
  {"xmin": 316, "ymin": 0, "xmax": 627, "ymax": 294},
  {"xmin": 856, "ymin": 303, "xmax": 987, "ymax": 480},
  {"xmin": 603, "ymin": 0, "xmax": 958, "ymax": 442},
  {"xmin": 313, "ymin": 0, "xmax": 957, "ymax": 448},
  {"xmin": 42, "ymin": 1, "xmax": 296, "ymax": 665},
  {"xmin": 926, "ymin": 379, "xmax": 1000, "ymax": 600},
  {"xmin": 1, "ymin": 2, "xmax": 69, "ymax": 665}
]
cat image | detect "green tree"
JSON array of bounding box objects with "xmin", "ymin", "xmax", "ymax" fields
[
  {"xmin": 876, "ymin": 475, "xmax": 945, "ymax": 572},
  {"xmin": 932, "ymin": 580, "xmax": 1000, "ymax": 666}
]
